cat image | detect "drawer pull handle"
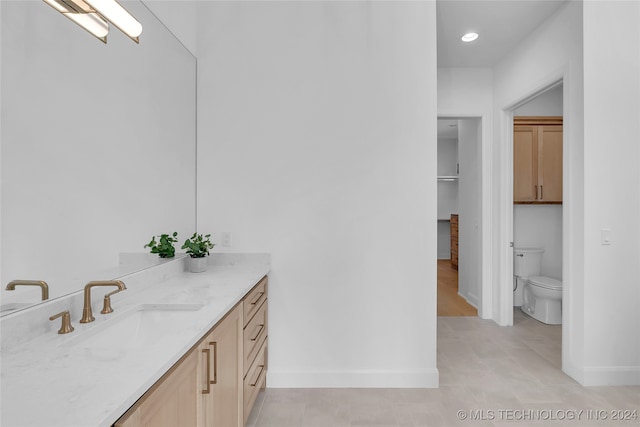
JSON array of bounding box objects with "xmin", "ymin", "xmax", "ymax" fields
[
  {"xmin": 250, "ymin": 324, "xmax": 265, "ymax": 341},
  {"xmin": 250, "ymin": 291, "xmax": 265, "ymax": 306},
  {"xmin": 250, "ymin": 365, "xmax": 265, "ymax": 387},
  {"xmin": 210, "ymin": 341, "xmax": 218, "ymax": 385},
  {"xmin": 202, "ymin": 348, "xmax": 211, "ymax": 394}
]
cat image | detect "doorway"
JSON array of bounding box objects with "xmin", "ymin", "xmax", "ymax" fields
[{"xmin": 437, "ymin": 118, "xmax": 481, "ymax": 317}]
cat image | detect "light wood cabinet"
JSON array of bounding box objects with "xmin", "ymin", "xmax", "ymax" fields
[
  {"xmin": 199, "ymin": 305, "xmax": 243, "ymax": 427},
  {"xmin": 514, "ymin": 117, "xmax": 563, "ymax": 204},
  {"xmin": 114, "ymin": 275, "xmax": 268, "ymax": 427},
  {"xmin": 115, "ymin": 348, "xmax": 199, "ymax": 427},
  {"xmin": 242, "ymin": 277, "xmax": 268, "ymax": 425}
]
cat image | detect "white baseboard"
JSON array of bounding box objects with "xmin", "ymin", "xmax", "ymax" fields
[
  {"xmin": 266, "ymin": 368, "xmax": 439, "ymax": 388},
  {"xmin": 562, "ymin": 359, "xmax": 584, "ymax": 385},
  {"xmin": 458, "ymin": 291, "xmax": 478, "ymax": 309},
  {"xmin": 580, "ymin": 365, "xmax": 640, "ymax": 386}
]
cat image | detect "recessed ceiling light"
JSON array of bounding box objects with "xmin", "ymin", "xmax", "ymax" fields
[{"xmin": 461, "ymin": 32, "xmax": 479, "ymax": 42}]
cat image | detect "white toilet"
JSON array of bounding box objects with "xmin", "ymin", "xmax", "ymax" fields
[{"xmin": 514, "ymin": 247, "xmax": 562, "ymax": 325}]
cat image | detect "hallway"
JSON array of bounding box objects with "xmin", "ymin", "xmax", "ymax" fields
[{"xmin": 437, "ymin": 260, "xmax": 477, "ymax": 317}]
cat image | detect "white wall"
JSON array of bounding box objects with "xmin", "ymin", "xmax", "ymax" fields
[
  {"xmin": 437, "ymin": 67, "xmax": 492, "ymax": 318},
  {"xmin": 514, "ymin": 85, "xmax": 563, "ymax": 116},
  {"xmin": 513, "ymin": 205, "xmax": 562, "ymax": 279},
  {"xmin": 437, "ymin": 136, "xmax": 457, "ymax": 259},
  {"xmin": 196, "ymin": 1, "xmax": 438, "ymax": 387},
  {"xmin": 458, "ymin": 118, "xmax": 481, "ymax": 307},
  {"xmin": 437, "ymin": 137, "xmax": 459, "ymax": 219},
  {"xmin": 437, "ymin": 221, "xmax": 451, "ymax": 260},
  {"xmin": 582, "ymin": 0, "xmax": 640, "ymax": 386},
  {"xmin": 142, "ymin": 0, "xmax": 197, "ymax": 56}
]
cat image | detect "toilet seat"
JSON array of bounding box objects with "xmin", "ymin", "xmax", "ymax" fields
[{"xmin": 528, "ymin": 275, "xmax": 562, "ymax": 291}]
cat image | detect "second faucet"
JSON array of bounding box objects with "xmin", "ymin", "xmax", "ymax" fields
[{"xmin": 80, "ymin": 280, "xmax": 127, "ymax": 323}]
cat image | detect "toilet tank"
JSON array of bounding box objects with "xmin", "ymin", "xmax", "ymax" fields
[{"xmin": 514, "ymin": 247, "xmax": 543, "ymax": 277}]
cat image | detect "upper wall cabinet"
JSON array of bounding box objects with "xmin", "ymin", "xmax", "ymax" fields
[{"xmin": 513, "ymin": 117, "xmax": 563, "ymax": 204}]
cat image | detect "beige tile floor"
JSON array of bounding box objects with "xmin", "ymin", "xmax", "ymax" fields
[{"xmin": 247, "ymin": 310, "xmax": 640, "ymax": 426}]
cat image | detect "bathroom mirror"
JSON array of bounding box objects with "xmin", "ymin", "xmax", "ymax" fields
[{"xmin": 0, "ymin": 0, "xmax": 196, "ymax": 316}]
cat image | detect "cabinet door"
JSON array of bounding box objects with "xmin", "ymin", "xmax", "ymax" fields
[
  {"xmin": 115, "ymin": 349, "xmax": 198, "ymax": 427},
  {"xmin": 514, "ymin": 125, "xmax": 538, "ymax": 202},
  {"xmin": 538, "ymin": 125, "xmax": 562, "ymax": 202},
  {"xmin": 199, "ymin": 305, "xmax": 243, "ymax": 427}
]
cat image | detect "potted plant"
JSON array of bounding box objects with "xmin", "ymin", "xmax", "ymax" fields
[
  {"xmin": 181, "ymin": 232, "xmax": 214, "ymax": 273},
  {"xmin": 144, "ymin": 232, "xmax": 179, "ymax": 258}
]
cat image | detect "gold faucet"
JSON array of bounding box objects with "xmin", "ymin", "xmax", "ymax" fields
[
  {"xmin": 5, "ymin": 280, "xmax": 49, "ymax": 301},
  {"xmin": 49, "ymin": 310, "xmax": 74, "ymax": 334},
  {"xmin": 101, "ymin": 288, "xmax": 123, "ymax": 314},
  {"xmin": 80, "ymin": 280, "xmax": 126, "ymax": 323}
]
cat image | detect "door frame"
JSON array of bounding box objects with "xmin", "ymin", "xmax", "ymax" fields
[{"xmin": 437, "ymin": 114, "xmax": 492, "ymax": 319}]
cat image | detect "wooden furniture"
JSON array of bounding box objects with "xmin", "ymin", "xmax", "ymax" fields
[
  {"xmin": 199, "ymin": 306, "xmax": 243, "ymax": 427},
  {"xmin": 242, "ymin": 277, "xmax": 268, "ymax": 424},
  {"xmin": 514, "ymin": 117, "xmax": 563, "ymax": 204},
  {"xmin": 114, "ymin": 349, "xmax": 199, "ymax": 427},
  {"xmin": 114, "ymin": 276, "xmax": 268, "ymax": 427},
  {"xmin": 450, "ymin": 214, "xmax": 458, "ymax": 270}
]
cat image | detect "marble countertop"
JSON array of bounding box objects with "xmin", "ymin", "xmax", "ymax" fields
[{"xmin": 0, "ymin": 254, "xmax": 270, "ymax": 427}]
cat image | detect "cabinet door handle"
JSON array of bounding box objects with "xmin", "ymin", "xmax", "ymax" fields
[
  {"xmin": 209, "ymin": 341, "xmax": 218, "ymax": 385},
  {"xmin": 250, "ymin": 292, "xmax": 264, "ymax": 306},
  {"xmin": 250, "ymin": 324, "xmax": 265, "ymax": 341},
  {"xmin": 540, "ymin": 185, "xmax": 543, "ymax": 199},
  {"xmin": 202, "ymin": 348, "xmax": 211, "ymax": 394},
  {"xmin": 250, "ymin": 365, "xmax": 265, "ymax": 387},
  {"xmin": 535, "ymin": 185, "xmax": 538, "ymax": 199}
]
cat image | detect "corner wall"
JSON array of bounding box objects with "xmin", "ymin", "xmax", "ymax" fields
[{"xmin": 196, "ymin": 1, "xmax": 438, "ymax": 387}]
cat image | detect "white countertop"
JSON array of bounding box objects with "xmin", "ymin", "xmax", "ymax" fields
[{"xmin": 0, "ymin": 254, "xmax": 270, "ymax": 427}]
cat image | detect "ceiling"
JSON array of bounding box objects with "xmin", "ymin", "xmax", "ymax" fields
[{"xmin": 437, "ymin": 0, "xmax": 567, "ymax": 68}]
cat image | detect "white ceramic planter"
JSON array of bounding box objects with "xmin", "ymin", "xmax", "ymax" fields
[{"xmin": 188, "ymin": 256, "xmax": 208, "ymax": 273}]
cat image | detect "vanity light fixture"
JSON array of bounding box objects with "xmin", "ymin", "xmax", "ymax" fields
[
  {"xmin": 43, "ymin": 0, "xmax": 142, "ymax": 44},
  {"xmin": 461, "ymin": 32, "xmax": 479, "ymax": 42}
]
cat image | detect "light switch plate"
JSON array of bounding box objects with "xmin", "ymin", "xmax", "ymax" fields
[
  {"xmin": 221, "ymin": 232, "xmax": 232, "ymax": 247},
  {"xmin": 601, "ymin": 228, "xmax": 612, "ymax": 245}
]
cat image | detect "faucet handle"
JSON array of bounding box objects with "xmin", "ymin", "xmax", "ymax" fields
[
  {"xmin": 100, "ymin": 289, "xmax": 122, "ymax": 314},
  {"xmin": 49, "ymin": 311, "xmax": 74, "ymax": 334}
]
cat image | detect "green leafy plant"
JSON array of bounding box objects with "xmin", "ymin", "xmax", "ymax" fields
[
  {"xmin": 181, "ymin": 232, "xmax": 214, "ymax": 258},
  {"xmin": 144, "ymin": 232, "xmax": 179, "ymax": 258}
]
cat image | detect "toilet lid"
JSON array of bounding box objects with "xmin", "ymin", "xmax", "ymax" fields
[{"xmin": 529, "ymin": 275, "xmax": 562, "ymax": 290}]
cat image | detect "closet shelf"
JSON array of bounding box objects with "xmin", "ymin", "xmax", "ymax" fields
[{"xmin": 437, "ymin": 175, "xmax": 459, "ymax": 182}]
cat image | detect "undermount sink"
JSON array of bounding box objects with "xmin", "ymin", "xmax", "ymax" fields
[{"xmin": 67, "ymin": 303, "xmax": 204, "ymax": 349}]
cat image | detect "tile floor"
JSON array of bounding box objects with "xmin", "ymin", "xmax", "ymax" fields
[{"xmin": 247, "ymin": 310, "xmax": 640, "ymax": 426}]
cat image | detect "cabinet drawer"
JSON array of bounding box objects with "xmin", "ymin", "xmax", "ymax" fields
[
  {"xmin": 243, "ymin": 276, "xmax": 267, "ymax": 327},
  {"xmin": 243, "ymin": 339, "xmax": 267, "ymax": 424},
  {"xmin": 244, "ymin": 298, "xmax": 267, "ymax": 375}
]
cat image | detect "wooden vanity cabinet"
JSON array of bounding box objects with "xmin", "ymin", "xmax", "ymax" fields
[
  {"xmin": 114, "ymin": 275, "xmax": 268, "ymax": 427},
  {"xmin": 114, "ymin": 349, "xmax": 199, "ymax": 427},
  {"xmin": 514, "ymin": 117, "xmax": 563, "ymax": 204},
  {"xmin": 198, "ymin": 305, "xmax": 243, "ymax": 427},
  {"xmin": 242, "ymin": 277, "xmax": 268, "ymax": 424}
]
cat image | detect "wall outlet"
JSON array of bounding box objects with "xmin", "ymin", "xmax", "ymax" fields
[{"xmin": 221, "ymin": 232, "xmax": 232, "ymax": 247}]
